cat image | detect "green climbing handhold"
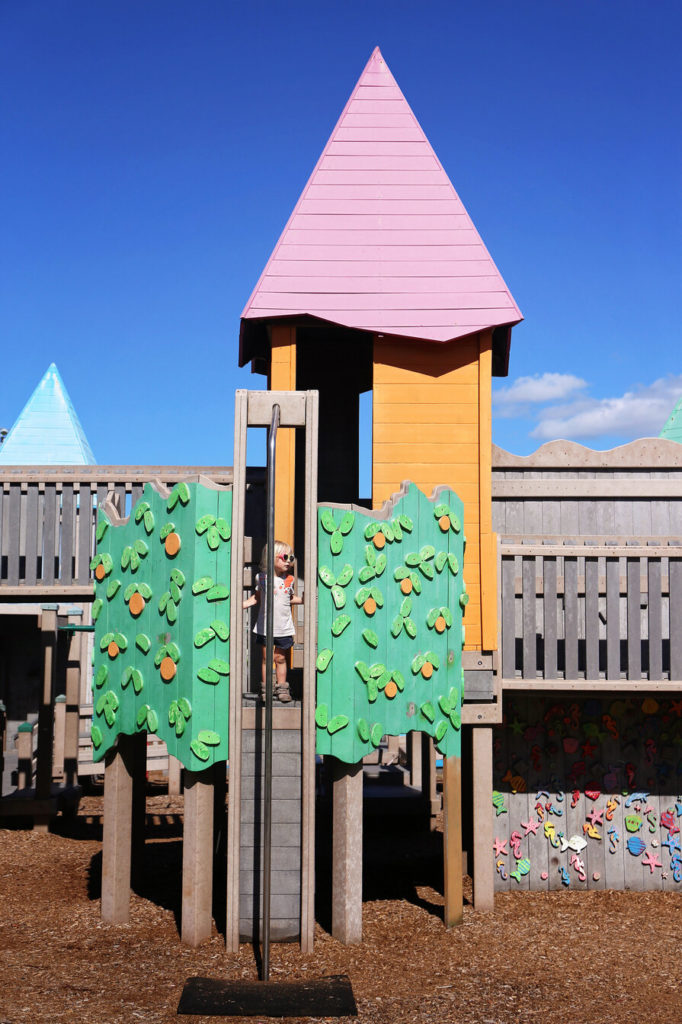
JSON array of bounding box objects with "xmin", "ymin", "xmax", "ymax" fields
[
  {"xmin": 135, "ymin": 633, "xmax": 151, "ymax": 653},
  {"xmin": 354, "ymin": 660, "xmax": 370, "ymax": 682},
  {"xmin": 375, "ymin": 553, "xmax": 387, "ymax": 576},
  {"xmin": 448, "ymin": 553, "xmax": 459, "ymax": 576},
  {"xmin": 143, "ymin": 509, "xmax": 155, "ymax": 534},
  {"xmin": 208, "ymin": 658, "xmax": 230, "ymax": 675},
  {"xmin": 210, "ymin": 619, "xmax": 229, "ymax": 641},
  {"xmin": 338, "ymin": 511, "xmax": 355, "ymax": 535},
  {"xmin": 194, "ymin": 627, "xmax": 216, "ymax": 648},
  {"xmin": 363, "ymin": 521, "xmax": 380, "ymax": 540},
  {"xmin": 176, "ymin": 482, "xmax": 190, "ymax": 505},
  {"xmin": 92, "ymin": 598, "xmax": 103, "ymax": 622},
  {"xmin": 370, "ymin": 723, "xmax": 384, "ymax": 748},
  {"xmin": 320, "ymin": 509, "xmax": 336, "ymax": 534},
  {"xmin": 206, "ymin": 584, "xmax": 229, "ymax": 602},
  {"xmin": 190, "ymin": 739, "xmax": 210, "ymax": 761},
  {"xmin": 131, "ymin": 669, "xmax": 143, "ymax": 694},
  {"xmin": 170, "ymin": 568, "xmax": 185, "ymax": 588},
  {"xmin": 215, "ymin": 517, "xmax": 231, "ymax": 541},
  {"xmin": 192, "ymin": 576, "xmax": 214, "ymax": 594},
  {"xmin": 198, "ymin": 730, "xmax": 220, "ymax": 746},
  {"xmin": 207, "ymin": 525, "xmax": 221, "ymax": 550},
  {"xmin": 318, "ymin": 566, "xmax": 335, "ymax": 587},
  {"xmin": 91, "ymin": 725, "xmax": 103, "ymax": 748},
  {"xmin": 177, "ymin": 697, "xmax": 191, "ymax": 718},
  {"xmin": 106, "ymin": 579, "xmax": 121, "ymax": 600},
  {"xmin": 96, "ymin": 518, "xmax": 109, "ymax": 542},
  {"xmin": 327, "ymin": 715, "xmax": 349, "ymax": 734},
  {"xmin": 398, "ymin": 513, "xmax": 413, "ymax": 531},
  {"xmin": 404, "ymin": 618, "xmax": 417, "ymax": 639},
  {"xmin": 316, "ymin": 648, "xmax": 333, "ymax": 672},
  {"xmin": 137, "ymin": 705, "xmax": 149, "ymax": 727},
  {"xmin": 94, "ymin": 665, "xmax": 108, "ymax": 688},
  {"xmin": 195, "ymin": 514, "xmax": 215, "ymax": 535},
  {"xmin": 331, "ymin": 585, "xmax": 346, "ymax": 609},
  {"xmin": 146, "ymin": 709, "xmax": 159, "ymax": 733},
  {"xmin": 134, "ymin": 539, "xmax": 148, "ymax": 556},
  {"xmin": 357, "ymin": 718, "xmax": 370, "ymax": 742},
  {"xmin": 392, "ymin": 670, "xmax": 405, "ymax": 692},
  {"xmin": 435, "ymin": 719, "xmax": 448, "ymax": 743},
  {"xmin": 355, "ymin": 587, "xmax": 370, "ymax": 607},
  {"xmin": 435, "ymin": 551, "xmax": 448, "ymax": 573},
  {"xmin": 332, "ymin": 614, "xmax": 351, "ymax": 637},
  {"xmin": 336, "ymin": 564, "xmax": 354, "ymax": 587},
  {"xmin": 160, "ymin": 522, "xmax": 176, "ymax": 540},
  {"xmin": 315, "ymin": 704, "xmax": 329, "ymax": 728},
  {"xmin": 358, "ymin": 566, "xmax": 375, "ymax": 583},
  {"xmin": 438, "ymin": 694, "xmax": 451, "ymax": 715},
  {"xmin": 198, "ymin": 667, "xmax": 220, "ymax": 684},
  {"xmin": 362, "ymin": 629, "xmax": 379, "ymax": 648},
  {"xmin": 330, "ymin": 529, "xmax": 344, "ymax": 554},
  {"xmin": 420, "ymin": 702, "xmax": 435, "ymax": 723},
  {"xmin": 459, "ymin": 592, "xmax": 469, "ymax": 607}
]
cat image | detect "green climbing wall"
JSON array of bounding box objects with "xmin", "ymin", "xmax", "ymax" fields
[
  {"xmin": 91, "ymin": 481, "xmax": 231, "ymax": 769},
  {"xmin": 315, "ymin": 483, "xmax": 466, "ymax": 763}
]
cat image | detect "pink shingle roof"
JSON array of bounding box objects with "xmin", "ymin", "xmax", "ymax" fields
[{"xmin": 239, "ymin": 47, "xmax": 521, "ymax": 366}]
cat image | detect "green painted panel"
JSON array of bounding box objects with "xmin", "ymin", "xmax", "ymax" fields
[
  {"xmin": 91, "ymin": 481, "xmax": 231, "ymax": 769},
  {"xmin": 316, "ymin": 484, "xmax": 465, "ymax": 763}
]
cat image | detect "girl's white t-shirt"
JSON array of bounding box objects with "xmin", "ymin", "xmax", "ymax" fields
[{"xmin": 253, "ymin": 571, "xmax": 296, "ymax": 637}]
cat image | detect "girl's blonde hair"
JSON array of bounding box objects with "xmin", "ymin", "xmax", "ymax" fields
[{"xmin": 259, "ymin": 540, "xmax": 292, "ymax": 570}]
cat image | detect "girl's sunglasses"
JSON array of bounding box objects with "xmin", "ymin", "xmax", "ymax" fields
[{"xmin": 278, "ymin": 553, "xmax": 295, "ymax": 563}]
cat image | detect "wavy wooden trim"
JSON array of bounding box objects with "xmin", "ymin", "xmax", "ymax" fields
[{"xmin": 492, "ymin": 437, "xmax": 682, "ymax": 469}]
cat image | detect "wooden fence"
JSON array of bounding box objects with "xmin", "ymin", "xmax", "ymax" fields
[
  {"xmin": 0, "ymin": 466, "xmax": 265, "ymax": 593},
  {"xmin": 498, "ymin": 537, "xmax": 682, "ymax": 687}
]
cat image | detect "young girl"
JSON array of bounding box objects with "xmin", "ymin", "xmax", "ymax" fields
[{"xmin": 243, "ymin": 540, "xmax": 303, "ymax": 703}]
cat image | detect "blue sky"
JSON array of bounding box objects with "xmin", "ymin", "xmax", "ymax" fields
[{"xmin": 1, "ymin": 0, "xmax": 680, "ymax": 471}]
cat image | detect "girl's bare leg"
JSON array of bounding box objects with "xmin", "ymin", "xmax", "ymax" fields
[{"xmin": 274, "ymin": 648, "xmax": 291, "ymax": 701}]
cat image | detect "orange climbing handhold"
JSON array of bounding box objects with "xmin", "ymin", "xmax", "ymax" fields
[
  {"xmin": 363, "ymin": 597, "xmax": 377, "ymax": 616},
  {"xmin": 435, "ymin": 615, "xmax": 446, "ymax": 633},
  {"xmin": 95, "ymin": 564, "xmax": 106, "ymax": 581},
  {"xmin": 384, "ymin": 680, "xmax": 398, "ymax": 699},
  {"xmin": 160, "ymin": 656, "xmax": 177, "ymax": 681},
  {"xmin": 438, "ymin": 515, "xmax": 450, "ymax": 532},
  {"xmin": 129, "ymin": 592, "xmax": 145, "ymax": 617},
  {"xmin": 400, "ymin": 578, "xmax": 412, "ymax": 595},
  {"xmin": 421, "ymin": 661, "xmax": 433, "ymax": 679},
  {"xmin": 165, "ymin": 532, "xmax": 181, "ymax": 557},
  {"xmin": 107, "ymin": 641, "xmax": 120, "ymax": 659},
  {"xmin": 373, "ymin": 531, "xmax": 386, "ymax": 549}
]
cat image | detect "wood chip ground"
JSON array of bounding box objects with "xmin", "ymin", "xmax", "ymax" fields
[{"xmin": 1, "ymin": 790, "xmax": 680, "ymax": 1024}]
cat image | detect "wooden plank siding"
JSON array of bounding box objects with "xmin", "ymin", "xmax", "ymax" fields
[
  {"xmin": 372, "ymin": 331, "xmax": 496, "ymax": 652},
  {"xmin": 269, "ymin": 325, "xmax": 297, "ymax": 547}
]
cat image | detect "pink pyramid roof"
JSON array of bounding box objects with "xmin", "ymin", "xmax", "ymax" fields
[{"xmin": 240, "ymin": 47, "xmax": 522, "ymax": 367}]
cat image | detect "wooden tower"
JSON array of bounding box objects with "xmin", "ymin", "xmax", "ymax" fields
[{"xmin": 239, "ymin": 46, "xmax": 521, "ymax": 656}]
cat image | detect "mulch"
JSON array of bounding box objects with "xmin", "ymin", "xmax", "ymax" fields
[{"xmin": 0, "ymin": 789, "xmax": 680, "ymax": 1024}]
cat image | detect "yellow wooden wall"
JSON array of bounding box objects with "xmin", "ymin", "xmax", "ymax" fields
[
  {"xmin": 372, "ymin": 331, "xmax": 497, "ymax": 652},
  {"xmin": 269, "ymin": 325, "xmax": 297, "ymax": 547}
]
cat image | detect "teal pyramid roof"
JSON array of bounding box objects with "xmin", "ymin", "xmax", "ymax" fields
[
  {"xmin": 660, "ymin": 395, "xmax": 682, "ymax": 444},
  {"xmin": 0, "ymin": 363, "xmax": 96, "ymax": 464}
]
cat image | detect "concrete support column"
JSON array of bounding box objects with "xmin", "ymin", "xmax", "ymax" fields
[
  {"xmin": 331, "ymin": 758, "xmax": 363, "ymax": 944},
  {"xmin": 182, "ymin": 768, "xmax": 214, "ymax": 947},
  {"xmin": 168, "ymin": 755, "xmax": 183, "ymax": 795},
  {"xmin": 102, "ymin": 734, "xmax": 135, "ymax": 924},
  {"xmin": 472, "ymin": 726, "xmax": 494, "ymax": 911},
  {"xmin": 407, "ymin": 730, "xmax": 422, "ymax": 789}
]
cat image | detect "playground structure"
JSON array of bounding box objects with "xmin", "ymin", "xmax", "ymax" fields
[{"xmin": 0, "ymin": 44, "xmax": 680, "ymax": 952}]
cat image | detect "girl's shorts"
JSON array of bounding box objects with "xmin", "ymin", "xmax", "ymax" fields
[{"xmin": 255, "ymin": 634, "xmax": 294, "ymax": 651}]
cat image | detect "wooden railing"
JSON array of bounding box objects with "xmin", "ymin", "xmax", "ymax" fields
[
  {"xmin": 0, "ymin": 466, "xmax": 265, "ymax": 593},
  {"xmin": 498, "ymin": 537, "xmax": 682, "ymax": 688}
]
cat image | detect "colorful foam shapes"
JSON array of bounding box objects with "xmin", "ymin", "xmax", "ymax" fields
[{"xmin": 626, "ymin": 836, "xmax": 647, "ymax": 857}]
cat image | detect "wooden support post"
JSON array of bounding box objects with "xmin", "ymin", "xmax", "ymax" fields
[
  {"xmin": 16, "ymin": 724, "xmax": 34, "ymax": 789},
  {"xmin": 472, "ymin": 726, "xmax": 494, "ymax": 911},
  {"xmin": 131, "ymin": 732, "xmax": 147, "ymax": 890},
  {"xmin": 102, "ymin": 734, "xmax": 135, "ymax": 924},
  {"xmin": 422, "ymin": 734, "xmax": 439, "ymax": 829},
  {"xmin": 182, "ymin": 768, "xmax": 214, "ymax": 947},
  {"xmin": 168, "ymin": 755, "xmax": 183, "ymax": 796},
  {"xmin": 407, "ymin": 731, "xmax": 422, "ymax": 790},
  {"xmin": 35, "ymin": 606, "xmax": 58, "ymax": 830},
  {"xmin": 53, "ymin": 696, "xmax": 66, "ymax": 779},
  {"xmin": 63, "ymin": 619, "xmax": 81, "ymax": 787},
  {"xmin": 331, "ymin": 758, "xmax": 363, "ymax": 944},
  {"xmin": 443, "ymin": 755, "xmax": 463, "ymax": 927}
]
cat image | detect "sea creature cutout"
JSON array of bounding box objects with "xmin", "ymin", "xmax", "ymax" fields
[
  {"xmin": 625, "ymin": 815, "xmax": 643, "ymax": 833},
  {"xmin": 559, "ymin": 866, "xmax": 570, "ymax": 887},
  {"xmin": 625, "ymin": 791, "xmax": 650, "ymax": 808},
  {"xmin": 530, "ymin": 745, "xmax": 542, "ymax": 770},
  {"xmin": 545, "ymin": 801, "xmax": 563, "ymax": 817},
  {"xmin": 646, "ymin": 809, "xmax": 658, "ymax": 834},
  {"xmin": 661, "ymin": 809, "xmax": 680, "ymax": 835},
  {"xmin": 587, "ymin": 806, "xmax": 605, "ymax": 827},
  {"xmin": 602, "ymin": 714, "xmax": 619, "ymax": 739},
  {"xmin": 585, "ymin": 788, "xmax": 601, "ymax": 802},
  {"xmin": 662, "ymin": 833, "xmax": 681, "ymax": 855},
  {"xmin": 583, "ymin": 822, "xmax": 602, "ymax": 841},
  {"xmin": 642, "ymin": 850, "xmax": 662, "ymax": 873},
  {"xmin": 521, "ymin": 818, "xmax": 540, "ymax": 837},
  {"xmin": 570, "ymin": 854, "xmax": 586, "ymax": 881},
  {"xmin": 625, "ymin": 763, "xmax": 636, "ymax": 787},
  {"xmin": 626, "ymin": 836, "xmax": 646, "ymax": 857},
  {"xmin": 492, "ymin": 791, "xmax": 508, "ymax": 817},
  {"xmin": 608, "ymin": 827, "xmax": 620, "ymax": 854},
  {"xmin": 535, "ymin": 801, "xmax": 545, "ymax": 823},
  {"xmin": 502, "ymin": 769, "xmax": 527, "ymax": 793},
  {"xmin": 671, "ymin": 853, "xmax": 682, "ymax": 883},
  {"xmin": 510, "ymin": 858, "xmax": 531, "ymax": 883},
  {"xmin": 509, "ymin": 831, "xmax": 523, "ymax": 859},
  {"xmin": 560, "ymin": 834, "xmax": 587, "ymax": 855},
  {"xmin": 544, "ymin": 822, "xmax": 560, "ymax": 848},
  {"xmin": 605, "ymin": 797, "xmax": 620, "ymax": 821},
  {"xmin": 571, "ymin": 790, "xmax": 580, "ymax": 808},
  {"xmin": 493, "ymin": 837, "xmax": 508, "ymax": 858},
  {"xmin": 496, "ymin": 859, "xmax": 508, "ymax": 881}
]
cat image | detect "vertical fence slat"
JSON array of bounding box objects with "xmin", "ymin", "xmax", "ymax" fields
[
  {"xmin": 584, "ymin": 554, "xmax": 599, "ymax": 680},
  {"xmin": 670, "ymin": 551, "xmax": 682, "ymax": 681},
  {"xmin": 522, "ymin": 556, "xmax": 536, "ymax": 680},
  {"xmin": 543, "ymin": 555, "xmax": 557, "ymax": 678},
  {"xmin": 60, "ymin": 484, "xmax": 75, "ymax": 584},
  {"xmin": 41, "ymin": 483, "xmax": 57, "ymax": 584},
  {"xmin": 501, "ymin": 556, "xmax": 516, "ymax": 679},
  {"xmin": 24, "ymin": 484, "xmax": 39, "ymax": 586},
  {"xmin": 564, "ymin": 555, "xmax": 579, "ymax": 679},
  {"xmin": 7, "ymin": 483, "xmax": 21, "ymax": 584},
  {"xmin": 606, "ymin": 556, "xmax": 621, "ymax": 680},
  {"xmin": 77, "ymin": 484, "xmax": 94, "ymax": 584},
  {"xmin": 130, "ymin": 483, "xmax": 143, "ymax": 510},
  {"xmin": 626, "ymin": 555, "xmax": 642, "ymax": 681},
  {"xmin": 647, "ymin": 555, "xmax": 663, "ymax": 680}
]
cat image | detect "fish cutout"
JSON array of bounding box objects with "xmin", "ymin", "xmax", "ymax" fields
[
  {"xmin": 625, "ymin": 791, "xmax": 649, "ymax": 808},
  {"xmin": 585, "ymin": 789, "xmax": 601, "ymax": 802},
  {"xmin": 559, "ymin": 866, "xmax": 571, "ymax": 887},
  {"xmin": 560, "ymin": 834, "xmax": 587, "ymax": 854},
  {"xmin": 625, "ymin": 814, "xmax": 643, "ymax": 833},
  {"xmin": 642, "ymin": 698, "xmax": 659, "ymax": 715},
  {"xmin": 492, "ymin": 791, "xmax": 508, "ymax": 817},
  {"xmin": 563, "ymin": 737, "xmax": 579, "ymax": 755},
  {"xmin": 502, "ymin": 769, "xmax": 527, "ymax": 793},
  {"xmin": 510, "ymin": 858, "xmax": 530, "ymax": 883},
  {"xmin": 626, "ymin": 836, "xmax": 646, "ymax": 857}
]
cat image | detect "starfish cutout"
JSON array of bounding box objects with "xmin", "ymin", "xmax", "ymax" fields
[
  {"xmin": 582, "ymin": 739, "xmax": 598, "ymax": 758},
  {"xmin": 493, "ymin": 837, "xmax": 508, "ymax": 858},
  {"xmin": 642, "ymin": 849, "xmax": 662, "ymax": 874},
  {"xmin": 587, "ymin": 806, "xmax": 605, "ymax": 827},
  {"xmin": 509, "ymin": 717, "xmax": 525, "ymax": 736},
  {"xmin": 521, "ymin": 818, "xmax": 540, "ymax": 837}
]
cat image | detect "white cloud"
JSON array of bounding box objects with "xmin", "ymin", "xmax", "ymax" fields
[
  {"xmin": 493, "ymin": 372, "xmax": 587, "ymax": 414},
  {"xmin": 530, "ymin": 375, "xmax": 682, "ymax": 442}
]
